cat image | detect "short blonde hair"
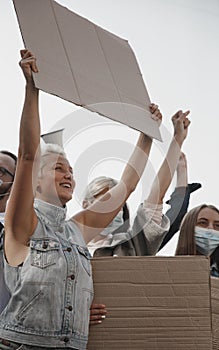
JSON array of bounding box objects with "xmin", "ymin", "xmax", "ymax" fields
[
  {"xmin": 83, "ymin": 176, "xmax": 117, "ymax": 203},
  {"xmin": 39, "ymin": 143, "xmax": 67, "ymax": 176}
]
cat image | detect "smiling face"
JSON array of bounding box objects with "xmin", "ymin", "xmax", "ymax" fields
[
  {"xmin": 36, "ymin": 153, "xmax": 75, "ymax": 206},
  {"xmin": 196, "ymin": 207, "xmax": 219, "ymax": 231}
]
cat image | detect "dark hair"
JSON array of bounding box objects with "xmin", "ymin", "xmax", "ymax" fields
[
  {"xmin": 175, "ymin": 204, "xmax": 219, "ymax": 255},
  {"xmin": 0, "ymin": 150, "xmax": 17, "ymax": 165}
]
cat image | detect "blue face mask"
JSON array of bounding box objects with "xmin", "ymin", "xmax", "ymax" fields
[
  {"xmin": 100, "ymin": 211, "xmax": 124, "ymax": 237},
  {"xmin": 195, "ymin": 226, "xmax": 219, "ymax": 256}
]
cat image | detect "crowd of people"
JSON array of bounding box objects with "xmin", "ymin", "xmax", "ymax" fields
[{"xmin": 0, "ymin": 49, "xmax": 217, "ymax": 349}]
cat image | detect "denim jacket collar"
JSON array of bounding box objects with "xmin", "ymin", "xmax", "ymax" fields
[{"xmin": 34, "ymin": 198, "xmax": 67, "ymax": 226}]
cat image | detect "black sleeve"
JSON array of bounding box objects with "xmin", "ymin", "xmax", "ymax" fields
[
  {"xmin": 0, "ymin": 222, "xmax": 4, "ymax": 250},
  {"xmin": 158, "ymin": 183, "xmax": 201, "ymax": 251}
]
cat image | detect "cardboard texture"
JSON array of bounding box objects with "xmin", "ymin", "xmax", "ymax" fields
[
  {"xmin": 211, "ymin": 277, "xmax": 219, "ymax": 350},
  {"xmin": 13, "ymin": 0, "xmax": 162, "ymax": 141},
  {"xmin": 88, "ymin": 256, "xmax": 214, "ymax": 350}
]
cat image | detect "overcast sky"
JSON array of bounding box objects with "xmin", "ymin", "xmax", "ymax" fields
[{"xmin": 1, "ymin": 0, "xmax": 219, "ymax": 254}]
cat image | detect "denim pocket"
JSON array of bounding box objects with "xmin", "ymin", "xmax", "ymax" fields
[
  {"xmin": 30, "ymin": 238, "xmax": 60, "ymax": 269},
  {"xmin": 76, "ymin": 245, "xmax": 92, "ymax": 276},
  {"xmin": 14, "ymin": 282, "xmax": 58, "ymax": 332},
  {"xmin": 0, "ymin": 338, "xmax": 24, "ymax": 350}
]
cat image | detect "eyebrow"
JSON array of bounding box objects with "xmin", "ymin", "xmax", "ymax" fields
[
  {"xmin": 197, "ymin": 218, "xmax": 219, "ymax": 224},
  {"xmin": 55, "ymin": 162, "xmax": 73, "ymax": 170},
  {"xmin": 0, "ymin": 166, "xmax": 14, "ymax": 177}
]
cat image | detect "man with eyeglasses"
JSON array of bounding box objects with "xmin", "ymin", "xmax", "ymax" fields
[{"xmin": 0, "ymin": 150, "xmax": 17, "ymax": 313}]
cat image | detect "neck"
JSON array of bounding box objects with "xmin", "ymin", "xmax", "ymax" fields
[{"xmin": 36, "ymin": 194, "xmax": 65, "ymax": 208}]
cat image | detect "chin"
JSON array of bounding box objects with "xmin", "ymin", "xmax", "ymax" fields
[{"xmin": 61, "ymin": 194, "xmax": 72, "ymax": 205}]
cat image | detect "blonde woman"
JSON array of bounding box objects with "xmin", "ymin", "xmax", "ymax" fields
[{"xmin": 0, "ymin": 50, "xmax": 163, "ymax": 350}]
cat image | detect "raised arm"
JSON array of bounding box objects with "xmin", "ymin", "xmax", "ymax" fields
[
  {"xmin": 164, "ymin": 152, "xmax": 188, "ymax": 225},
  {"xmin": 73, "ymin": 104, "xmax": 162, "ymax": 243},
  {"xmin": 131, "ymin": 111, "xmax": 190, "ymax": 255},
  {"xmin": 146, "ymin": 110, "xmax": 190, "ymax": 207},
  {"xmin": 158, "ymin": 154, "xmax": 201, "ymax": 250},
  {"xmin": 5, "ymin": 50, "xmax": 39, "ymax": 265},
  {"xmin": 166, "ymin": 153, "xmax": 201, "ymax": 225}
]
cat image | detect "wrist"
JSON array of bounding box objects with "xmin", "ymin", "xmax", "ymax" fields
[
  {"xmin": 140, "ymin": 133, "xmax": 152, "ymax": 143},
  {"xmin": 174, "ymin": 134, "xmax": 184, "ymax": 146},
  {"xmin": 25, "ymin": 81, "xmax": 38, "ymax": 93}
]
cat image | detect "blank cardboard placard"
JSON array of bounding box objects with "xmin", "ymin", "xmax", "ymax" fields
[
  {"xmin": 13, "ymin": 0, "xmax": 162, "ymax": 141},
  {"xmin": 88, "ymin": 256, "xmax": 213, "ymax": 350}
]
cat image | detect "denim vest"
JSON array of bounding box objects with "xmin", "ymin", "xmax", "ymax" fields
[{"xmin": 0, "ymin": 199, "xmax": 93, "ymax": 349}]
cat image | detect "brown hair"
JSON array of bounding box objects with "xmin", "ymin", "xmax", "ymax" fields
[{"xmin": 175, "ymin": 204, "xmax": 219, "ymax": 255}]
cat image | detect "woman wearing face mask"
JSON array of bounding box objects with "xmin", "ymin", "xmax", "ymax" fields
[
  {"xmin": 175, "ymin": 204, "xmax": 219, "ymax": 276},
  {"xmin": 83, "ymin": 111, "xmax": 191, "ymax": 258}
]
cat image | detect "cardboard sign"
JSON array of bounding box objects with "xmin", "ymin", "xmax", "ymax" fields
[
  {"xmin": 13, "ymin": 0, "xmax": 162, "ymax": 141},
  {"xmin": 211, "ymin": 277, "xmax": 219, "ymax": 350},
  {"xmin": 89, "ymin": 256, "xmax": 213, "ymax": 350}
]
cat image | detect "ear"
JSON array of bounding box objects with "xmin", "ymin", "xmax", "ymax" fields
[{"xmin": 82, "ymin": 200, "xmax": 89, "ymax": 209}]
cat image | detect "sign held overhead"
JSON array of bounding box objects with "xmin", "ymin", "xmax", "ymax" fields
[{"xmin": 13, "ymin": 0, "xmax": 162, "ymax": 141}]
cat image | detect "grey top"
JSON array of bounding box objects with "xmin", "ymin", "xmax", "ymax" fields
[{"xmin": 89, "ymin": 204, "xmax": 170, "ymax": 257}]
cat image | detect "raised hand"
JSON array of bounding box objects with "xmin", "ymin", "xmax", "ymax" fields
[
  {"xmin": 19, "ymin": 49, "xmax": 38, "ymax": 85},
  {"xmin": 149, "ymin": 103, "xmax": 162, "ymax": 126},
  {"xmin": 172, "ymin": 110, "xmax": 190, "ymax": 144}
]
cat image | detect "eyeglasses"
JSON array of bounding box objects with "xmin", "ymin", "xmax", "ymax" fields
[{"xmin": 0, "ymin": 166, "xmax": 14, "ymax": 178}]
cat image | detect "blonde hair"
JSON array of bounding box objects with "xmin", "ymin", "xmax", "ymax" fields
[
  {"xmin": 39, "ymin": 143, "xmax": 67, "ymax": 176},
  {"xmin": 83, "ymin": 176, "xmax": 118, "ymax": 202},
  {"xmin": 83, "ymin": 176, "xmax": 131, "ymax": 225}
]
